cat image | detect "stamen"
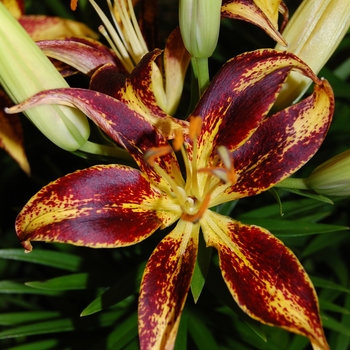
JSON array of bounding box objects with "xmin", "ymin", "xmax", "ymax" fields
[
  {"xmin": 199, "ymin": 146, "xmax": 238, "ymax": 185},
  {"xmin": 89, "ymin": 0, "xmax": 147, "ymax": 73},
  {"xmin": 173, "ymin": 129, "xmax": 184, "ymax": 151},
  {"xmin": 189, "ymin": 116, "xmax": 203, "ymax": 141},
  {"xmin": 144, "ymin": 146, "xmax": 172, "ymax": 167},
  {"xmin": 70, "ymin": 0, "xmax": 78, "ymax": 11}
]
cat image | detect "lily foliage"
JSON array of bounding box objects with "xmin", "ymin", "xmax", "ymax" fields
[{"xmin": 8, "ymin": 47, "xmax": 334, "ymax": 350}]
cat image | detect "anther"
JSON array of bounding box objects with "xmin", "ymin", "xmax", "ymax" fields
[
  {"xmin": 144, "ymin": 146, "xmax": 172, "ymax": 166},
  {"xmin": 189, "ymin": 116, "xmax": 203, "ymax": 141}
]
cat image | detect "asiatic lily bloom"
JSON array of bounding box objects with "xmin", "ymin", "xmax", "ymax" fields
[{"xmin": 7, "ymin": 49, "xmax": 334, "ymax": 350}]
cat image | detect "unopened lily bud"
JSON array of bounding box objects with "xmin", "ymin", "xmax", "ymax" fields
[
  {"xmin": 0, "ymin": 3, "xmax": 90, "ymax": 151},
  {"xmin": 179, "ymin": 0, "xmax": 221, "ymax": 58},
  {"xmin": 275, "ymin": 0, "xmax": 350, "ymax": 108},
  {"xmin": 307, "ymin": 150, "xmax": 350, "ymax": 197}
]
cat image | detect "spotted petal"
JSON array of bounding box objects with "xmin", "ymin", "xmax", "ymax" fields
[
  {"xmin": 37, "ymin": 37, "xmax": 125, "ymax": 76},
  {"xmin": 15, "ymin": 164, "xmax": 179, "ymax": 253},
  {"xmin": 201, "ymin": 210, "xmax": 329, "ymax": 350},
  {"xmin": 19, "ymin": 15, "xmax": 98, "ymax": 41},
  {"xmin": 194, "ymin": 49, "xmax": 333, "ymax": 172},
  {"xmin": 5, "ymin": 88, "xmax": 183, "ymax": 192},
  {"xmin": 0, "ymin": 89, "xmax": 30, "ymax": 174},
  {"xmin": 221, "ymin": 0, "xmax": 288, "ymax": 46},
  {"xmin": 139, "ymin": 220, "xmax": 199, "ymax": 350},
  {"xmin": 210, "ymin": 77, "xmax": 334, "ymax": 205}
]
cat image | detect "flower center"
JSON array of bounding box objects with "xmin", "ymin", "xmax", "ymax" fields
[
  {"xmin": 145, "ymin": 117, "xmax": 238, "ymax": 223},
  {"xmin": 88, "ymin": 0, "xmax": 148, "ymax": 73}
]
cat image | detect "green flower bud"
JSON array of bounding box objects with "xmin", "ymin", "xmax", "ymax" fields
[
  {"xmin": 275, "ymin": 0, "xmax": 350, "ymax": 109},
  {"xmin": 307, "ymin": 150, "xmax": 350, "ymax": 196},
  {"xmin": 179, "ymin": 0, "xmax": 221, "ymax": 58},
  {"xmin": 0, "ymin": 2, "xmax": 90, "ymax": 151}
]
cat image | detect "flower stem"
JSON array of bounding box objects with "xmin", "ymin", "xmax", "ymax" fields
[
  {"xmin": 274, "ymin": 177, "xmax": 310, "ymax": 190},
  {"xmin": 192, "ymin": 56, "xmax": 210, "ymax": 97}
]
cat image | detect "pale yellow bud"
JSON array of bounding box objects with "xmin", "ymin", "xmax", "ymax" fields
[
  {"xmin": 0, "ymin": 2, "xmax": 90, "ymax": 151},
  {"xmin": 179, "ymin": 0, "xmax": 222, "ymax": 58},
  {"xmin": 308, "ymin": 150, "xmax": 350, "ymax": 197},
  {"xmin": 275, "ymin": 0, "xmax": 350, "ymax": 108}
]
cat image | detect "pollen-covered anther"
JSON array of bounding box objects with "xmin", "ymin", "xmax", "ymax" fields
[
  {"xmin": 172, "ymin": 128, "xmax": 184, "ymax": 151},
  {"xmin": 199, "ymin": 145, "xmax": 239, "ymax": 185},
  {"xmin": 144, "ymin": 146, "xmax": 172, "ymax": 167},
  {"xmin": 70, "ymin": 0, "xmax": 78, "ymax": 11},
  {"xmin": 189, "ymin": 116, "xmax": 203, "ymax": 141}
]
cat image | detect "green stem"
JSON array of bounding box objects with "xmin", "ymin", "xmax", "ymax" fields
[
  {"xmin": 192, "ymin": 56, "xmax": 210, "ymax": 97},
  {"xmin": 274, "ymin": 177, "xmax": 310, "ymax": 190}
]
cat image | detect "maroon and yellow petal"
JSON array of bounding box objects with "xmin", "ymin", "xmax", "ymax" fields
[
  {"xmin": 5, "ymin": 88, "xmax": 182, "ymax": 192},
  {"xmin": 200, "ymin": 210, "xmax": 329, "ymax": 350},
  {"xmin": 211, "ymin": 77, "xmax": 333, "ymax": 204},
  {"xmin": 37, "ymin": 37, "xmax": 125, "ymax": 76},
  {"xmin": 16, "ymin": 164, "xmax": 179, "ymax": 252},
  {"xmin": 138, "ymin": 220, "xmax": 199, "ymax": 350},
  {"xmin": 0, "ymin": 89, "xmax": 30, "ymax": 174},
  {"xmin": 2, "ymin": 0, "xmax": 24, "ymax": 19},
  {"xmin": 221, "ymin": 0, "xmax": 287, "ymax": 46},
  {"xmin": 19, "ymin": 15, "xmax": 98, "ymax": 41},
  {"xmin": 194, "ymin": 49, "xmax": 330, "ymax": 171},
  {"xmin": 158, "ymin": 27, "xmax": 191, "ymax": 116}
]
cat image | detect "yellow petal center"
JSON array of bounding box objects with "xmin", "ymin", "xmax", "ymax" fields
[{"xmin": 145, "ymin": 119, "xmax": 238, "ymax": 223}]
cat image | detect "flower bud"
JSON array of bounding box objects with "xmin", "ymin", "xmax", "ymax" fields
[
  {"xmin": 179, "ymin": 0, "xmax": 221, "ymax": 58},
  {"xmin": 307, "ymin": 150, "xmax": 350, "ymax": 196},
  {"xmin": 275, "ymin": 0, "xmax": 350, "ymax": 108},
  {"xmin": 0, "ymin": 2, "xmax": 90, "ymax": 151}
]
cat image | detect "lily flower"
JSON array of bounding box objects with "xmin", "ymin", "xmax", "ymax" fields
[{"xmin": 7, "ymin": 49, "xmax": 334, "ymax": 349}]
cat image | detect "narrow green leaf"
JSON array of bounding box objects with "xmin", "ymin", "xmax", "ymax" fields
[
  {"xmin": 174, "ymin": 308, "xmax": 187, "ymax": 350},
  {"xmin": 81, "ymin": 263, "xmax": 145, "ymax": 316},
  {"xmin": 0, "ymin": 249, "xmax": 82, "ymax": 271},
  {"xmin": 281, "ymin": 188, "xmax": 334, "ymax": 204},
  {"xmin": 240, "ymin": 219, "xmax": 348, "ymax": 237},
  {"xmin": 322, "ymin": 314, "xmax": 350, "ymax": 336},
  {"xmin": 237, "ymin": 198, "xmax": 330, "ymax": 220},
  {"xmin": 0, "ymin": 281, "xmax": 62, "ymax": 295},
  {"xmin": 319, "ymin": 299, "xmax": 350, "ymax": 315},
  {"xmin": 310, "ymin": 276, "xmax": 350, "ymax": 293},
  {"xmin": 187, "ymin": 311, "xmax": 219, "ymax": 350},
  {"xmin": 0, "ymin": 310, "xmax": 124, "ymax": 339},
  {"xmin": 206, "ymin": 265, "xmax": 267, "ymax": 342},
  {"xmin": 302, "ymin": 232, "xmax": 349, "ymax": 257},
  {"xmin": 0, "ymin": 311, "xmax": 61, "ymax": 325},
  {"xmin": 191, "ymin": 234, "xmax": 212, "ymax": 303},
  {"xmin": 4, "ymin": 339, "xmax": 59, "ymax": 350},
  {"xmin": 104, "ymin": 312, "xmax": 138, "ymax": 350}
]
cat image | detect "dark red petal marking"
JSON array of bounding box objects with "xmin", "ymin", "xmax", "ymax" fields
[
  {"xmin": 201, "ymin": 211, "xmax": 329, "ymax": 350},
  {"xmin": 227, "ymin": 79, "xmax": 334, "ymax": 198},
  {"xmin": 139, "ymin": 220, "xmax": 199, "ymax": 350},
  {"xmin": 194, "ymin": 49, "xmax": 320, "ymax": 169},
  {"xmin": 15, "ymin": 164, "xmax": 171, "ymax": 251}
]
